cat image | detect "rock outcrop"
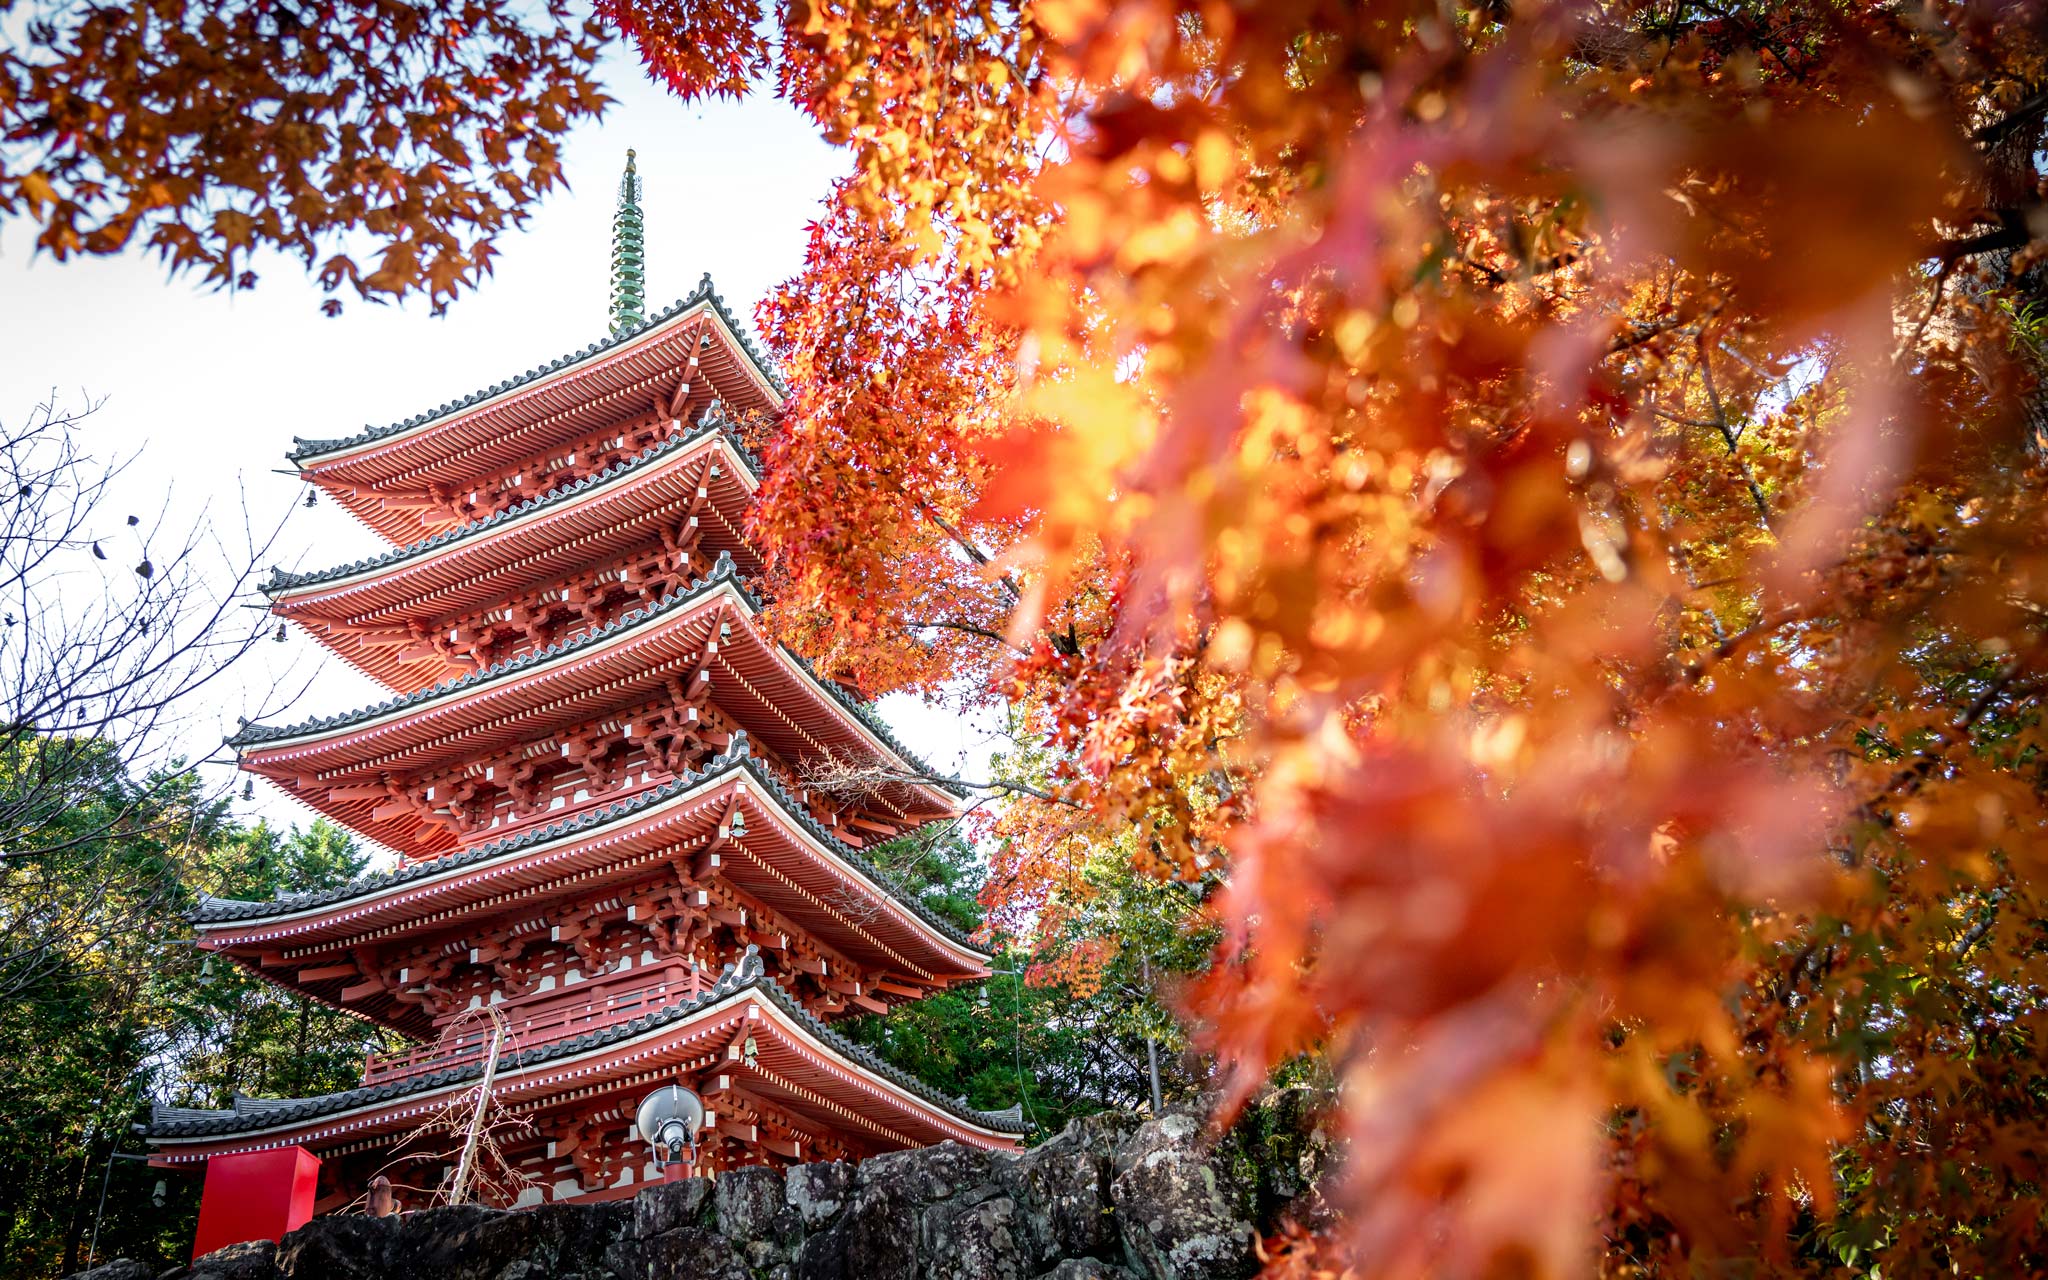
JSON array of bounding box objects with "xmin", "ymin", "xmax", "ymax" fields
[{"xmin": 73, "ymin": 1095, "xmax": 1334, "ymax": 1280}]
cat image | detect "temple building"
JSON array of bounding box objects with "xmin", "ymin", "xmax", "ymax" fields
[{"xmin": 147, "ymin": 154, "xmax": 1022, "ymax": 1241}]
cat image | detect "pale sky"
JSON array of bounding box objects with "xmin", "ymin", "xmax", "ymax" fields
[{"xmin": 0, "ymin": 50, "xmax": 1006, "ymax": 860}]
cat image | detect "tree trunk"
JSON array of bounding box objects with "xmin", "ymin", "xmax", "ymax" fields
[{"xmin": 59, "ymin": 1138, "xmax": 93, "ymax": 1274}]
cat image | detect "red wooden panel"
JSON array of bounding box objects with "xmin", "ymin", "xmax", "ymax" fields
[{"xmin": 191, "ymin": 1145, "xmax": 321, "ymax": 1260}]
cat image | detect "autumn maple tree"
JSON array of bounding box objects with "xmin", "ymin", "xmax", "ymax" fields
[
  {"xmin": 0, "ymin": 0, "xmax": 610, "ymax": 308},
  {"xmin": 15, "ymin": 0, "xmax": 2048, "ymax": 1274},
  {"xmin": 736, "ymin": 7, "xmax": 2048, "ymax": 1271}
]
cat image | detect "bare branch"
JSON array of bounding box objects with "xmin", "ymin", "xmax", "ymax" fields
[
  {"xmin": 797, "ymin": 748, "xmax": 1086, "ymax": 812},
  {"xmin": 0, "ymin": 392, "xmax": 298, "ymax": 998},
  {"xmin": 1695, "ymin": 336, "xmax": 1774, "ymax": 532}
]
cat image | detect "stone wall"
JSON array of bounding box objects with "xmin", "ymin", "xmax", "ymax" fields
[{"xmin": 74, "ymin": 1095, "xmax": 1334, "ymax": 1280}]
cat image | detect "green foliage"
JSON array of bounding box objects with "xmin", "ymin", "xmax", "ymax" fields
[
  {"xmin": 860, "ymin": 823, "xmax": 986, "ymax": 938},
  {"xmin": 0, "ymin": 736, "xmax": 384, "ymax": 1280},
  {"xmin": 160, "ymin": 820, "xmax": 387, "ymax": 1109},
  {"xmin": 843, "ymin": 829, "xmax": 1224, "ymax": 1140},
  {"xmin": 1, "ymin": 734, "xmax": 192, "ymax": 997}
]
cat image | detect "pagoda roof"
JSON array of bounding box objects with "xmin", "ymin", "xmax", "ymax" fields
[
  {"xmin": 291, "ymin": 279, "xmax": 783, "ymax": 545},
  {"xmin": 197, "ymin": 740, "xmax": 988, "ymax": 992},
  {"xmin": 265, "ymin": 420, "xmax": 761, "ymax": 693},
  {"xmin": 268, "ymin": 415, "xmax": 759, "ymax": 597},
  {"xmin": 146, "ymin": 953, "xmax": 1024, "ymax": 1159},
  {"xmin": 292, "ymin": 276, "xmax": 782, "ymax": 465},
  {"xmin": 235, "ymin": 556, "xmax": 958, "ymax": 837}
]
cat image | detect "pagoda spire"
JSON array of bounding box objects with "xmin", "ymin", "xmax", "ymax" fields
[{"xmin": 609, "ymin": 149, "xmax": 647, "ymax": 335}]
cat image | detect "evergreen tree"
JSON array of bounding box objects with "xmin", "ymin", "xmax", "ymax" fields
[
  {"xmin": 0, "ymin": 742, "xmax": 383, "ymax": 1278},
  {"xmin": 842, "ymin": 830, "xmax": 1222, "ymax": 1139}
]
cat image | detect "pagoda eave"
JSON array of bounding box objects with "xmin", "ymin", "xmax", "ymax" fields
[
  {"xmin": 271, "ymin": 425, "xmax": 759, "ymax": 611},
  {"xmin": 294, "ymin": 291, "xmax": 783, "ymax": 543},
  {"xmin": 198, "ymin": 755, "xmax": 991, "ymax": 987},
  {"xmin": 237, "ymin": 578, "xmax": 957, "ymax": 833},
  {"xmin": 148, "ymin": 973, "xmax": 1020, "ymax": 1178},
  {"xmin": 267, "ymin": 432, "xmax": 761, "ymax": 693}
]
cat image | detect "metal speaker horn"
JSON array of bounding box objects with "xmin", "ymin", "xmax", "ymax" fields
[{"xmin": 636, "ymin": 1084, "xmax": 705, "ymax": 1168}]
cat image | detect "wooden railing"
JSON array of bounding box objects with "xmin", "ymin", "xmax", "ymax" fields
[{"xmin": 361, "ymin": 963, "xmax": 708, "ymax": 1086}]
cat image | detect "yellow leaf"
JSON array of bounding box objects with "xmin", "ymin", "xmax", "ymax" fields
[
  {"xmin": 18, "ymin": 170, "xmax": 55, "ymax": 215},
  {"xmin": 1192, "ymin": 130, "xmax": 1234, "ymax": 194}
]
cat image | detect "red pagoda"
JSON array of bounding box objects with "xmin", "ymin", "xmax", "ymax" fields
[{"xmin": 148, "ymin": 154, "xmax": 1021, "ymax": 1237}]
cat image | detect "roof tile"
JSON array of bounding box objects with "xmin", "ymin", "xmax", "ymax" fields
[{"xmin": 237, "ymin": 556, "xmax": 963, "ymax": 802}]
